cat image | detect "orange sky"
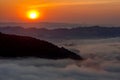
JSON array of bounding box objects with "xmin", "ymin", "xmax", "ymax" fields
[{"xmin": 0, "ymin": 0, "xmax": 120, "ymax": 26}]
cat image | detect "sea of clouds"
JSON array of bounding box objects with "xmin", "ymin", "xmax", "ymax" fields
[{"xmin": 0, "ymin": 38, "xmax": 120, "ymax": 80}]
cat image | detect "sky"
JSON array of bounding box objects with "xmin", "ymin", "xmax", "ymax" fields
[{"xmin": 0, "ymin": 0, "xmax": 120, "ymax": 26}]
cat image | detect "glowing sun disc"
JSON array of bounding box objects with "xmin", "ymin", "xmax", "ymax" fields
[{"xmin": 27, "ymin": 10, "xmax": 40, "ymax": 19}]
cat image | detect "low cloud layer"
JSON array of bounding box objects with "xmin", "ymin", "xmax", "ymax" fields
[
  {"xmin": 0, "ymin": 38, "xmax": 120, "ymax": 80},
  {"xmin": 0, "ymin": 57, "xmax": 120, "ymax": 80}
]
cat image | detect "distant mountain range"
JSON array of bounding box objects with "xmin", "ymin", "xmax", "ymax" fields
[
  {"xmin": 0, "ymin": 26, "xmax": 120, "ymax": 39},
  {"xmin": 0, "ymin": 22, "xmax": 80, "ymax": 29},
  {"xmin": 0, "ymin": 32, "xmax": 82, "ymax": 60}
]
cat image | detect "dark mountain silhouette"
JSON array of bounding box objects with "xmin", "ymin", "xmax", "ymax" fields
[
  {"xmin": 0, "ymin": 26, "xmax": 120, "ymax": 39},
  {"xmin": 0, "ymin": 32, "xmax": 83, "ymax": 60}
]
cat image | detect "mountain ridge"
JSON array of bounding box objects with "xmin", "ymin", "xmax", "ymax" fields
[{"xmin": 0, "ymin": 26, "xmax": 120, "ymax": 39}]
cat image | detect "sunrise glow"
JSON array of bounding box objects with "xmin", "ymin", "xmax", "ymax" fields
[
  {"xmin": 0, "ymin": 0, "xmax": 120, "ymax": 25},
  {"xmin": 27, "ymin": 10, "xmax": 40, "ymax": 19}
]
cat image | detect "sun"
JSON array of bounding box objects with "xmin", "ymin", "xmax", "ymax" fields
[{"xmin": 27, "ymin": 10, "xmax": 40, "ymax": 19}]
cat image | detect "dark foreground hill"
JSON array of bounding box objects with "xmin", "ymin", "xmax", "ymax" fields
[{"xmin": 0, "ymin": 32, "xmax": 83, "ymax": 60}]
